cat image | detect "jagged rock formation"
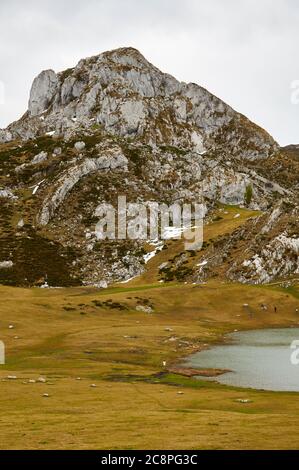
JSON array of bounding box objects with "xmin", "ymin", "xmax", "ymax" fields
[
  {"xmin": 2, "ymin": 47, "xmax": 277, "ymax": 160},
  {"xmin": 0, "ymin": 47, "xmax": 297, "ymax": 287},
  {"xmin": 29, "ymin": 70, "xmax": 59, "ymax": 117}
]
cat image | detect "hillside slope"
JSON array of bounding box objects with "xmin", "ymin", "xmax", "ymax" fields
[{"xmin": 0, "ymin": 47, "xmax": 297, "ymax": 287}]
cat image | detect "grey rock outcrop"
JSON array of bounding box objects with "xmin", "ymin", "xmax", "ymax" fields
[
  {"xmin": 0, "ymin": 129, "xmax": 12, "ymax": 143},
  {"xmin": 32, "ymin": 151, "xmax": 48, "ymax": 164},
  {"xmin": 74, "ymin": 141, "xmax": 86, "ymax": 152},
  {"xmin": 29, "ymin": 70, "xmax": 58, "ymax": 116},
  {"xmin": 38, "ymin": 147, "xmax": 128, "ymax": 225},
  {"xmin": 241, "ymin": 234, "xmax": 299, "ymax": 283},
  {"xmin": 0, "ymin": 188, "xmax": 17, "ymax": 199}
]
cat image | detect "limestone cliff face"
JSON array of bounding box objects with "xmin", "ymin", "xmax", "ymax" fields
[
  {"xmin": 29, "ymin": 69, "xmax": 59, "ymax": 117},
  {"xmin": 0, "ymin": 47, "xmax": 297, "ymax": 287},
  {"xmin": 3, "ymin": 47, "xmax": 277, "ymax": 160}
]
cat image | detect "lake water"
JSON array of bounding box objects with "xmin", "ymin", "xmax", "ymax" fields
[{"xmin": 186, "ymin": 328, "xmax": 299, "ymax": 391}]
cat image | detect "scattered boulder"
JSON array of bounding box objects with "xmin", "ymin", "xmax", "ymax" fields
[
  {"xmin": 159, "ymin": 262, "xmax": 169, "ymax": 270},
  {"xmin": 136, "ymin": 305, "xmax": 153, "ymax": 313},
  {"xmin": 0, "ymin": 261, "xmax": 13, "ymax": 269},
  {"xmin": 53, "ymin": 147, "xmax": 62, "ymax": 156},
  {"xmin": 32, "ymin": 151, "xmax": 48, "ymax": 164},
  {"xmin": 15, "ymin": 163, "xmax": 28, "ymax": 174},
  {"xmin": 37, "ymin": 377, "xmax": 47, "ymax": 383},
  {"xmin": 74, "ymin": 141, "xmax": 86, "ymax": 152},
  {"xmin": 96, "ymin": 280, "xmax": 108, "ymax": 289},
  {"xmin": 17, "ymin": 219, "xmax": 24, "ymax": 228},
  {"xmin": 0, "ymin": 189, "xmax": 17, "ymax": 200}
]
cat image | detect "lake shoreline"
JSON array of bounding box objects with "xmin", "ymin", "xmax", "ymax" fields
[{"xmin": 179, "ymin": 326, "xmax": 299, "ymax": 392}]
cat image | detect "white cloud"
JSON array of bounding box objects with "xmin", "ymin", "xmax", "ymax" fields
[{"xmin": 0, "ymin": 0, "xmax": 298, "ymax": 144}]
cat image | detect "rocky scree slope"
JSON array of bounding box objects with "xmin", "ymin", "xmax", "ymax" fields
[{"xmin": 0, "ymin": 47, "xmax": 297, "ymax": 287}]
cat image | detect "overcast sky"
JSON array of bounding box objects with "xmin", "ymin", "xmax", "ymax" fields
[{"xmin": 0, "ymin": 0, "xmax": 298, "ymax": 145}]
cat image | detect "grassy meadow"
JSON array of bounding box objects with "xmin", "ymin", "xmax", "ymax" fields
[{"xmin": 0, "ymin": 206, "xmax": 299, "ymax": 449}]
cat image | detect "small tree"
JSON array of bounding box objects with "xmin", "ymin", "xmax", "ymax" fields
[{"xmin": 245, "ymin": 184, "xmax": 253, "ymax": 206}]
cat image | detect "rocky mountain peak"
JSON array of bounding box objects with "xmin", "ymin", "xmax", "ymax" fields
[
  {"xmin": 1, "ymin": 47, "xmax": 277, "ymax": 161},
  {"xmin": 95, "ymin": 46, "xmax": 157, "ymax": 69},
  {"xmin": 28, "ymin": 47, "xmax": 155, "ymax": 118}
]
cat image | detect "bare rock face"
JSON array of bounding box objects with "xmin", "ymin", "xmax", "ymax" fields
[
  {"xmin": 0, "ymin": 129, "xmax": 12, "ymax": 143},
  {"xmin": 38, "ymin": 145, "xmax": 128, "ymax": 226},
  {"xmin": 28, "ymin": 69, "xmax": 58, "ymax": 116},
  {"xmin": 0, "ymin": 188, "xmax": 17, "ymax": 199},
  {"xmin": 5, "ymin": 47, "xmax": 277, "ymax": 161},
  {"xmin": 32, "ymin": 151, "xmax": 48, "ymax": 164}
]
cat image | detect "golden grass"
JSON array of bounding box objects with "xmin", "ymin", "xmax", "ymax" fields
[
  {"xmin": 126, "ymin": 205, "xmax": 260, "ymax": 286},
  {"xmin": 0, "ymin": 280, "xmax": 299, "ymax": 449},
  {"xmin": 0, "ymin": 205, "xmax": 299, "ymax": 449}
]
